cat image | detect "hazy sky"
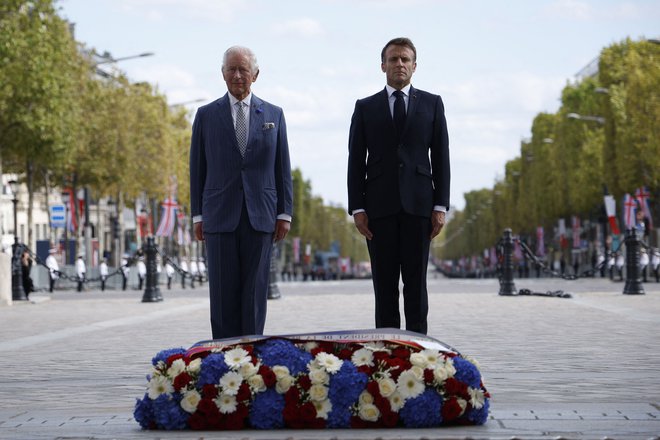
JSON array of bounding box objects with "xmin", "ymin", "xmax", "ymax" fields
[{"xmin": 58, "ymin": 0, "xmax": 659, "ymax": 210}]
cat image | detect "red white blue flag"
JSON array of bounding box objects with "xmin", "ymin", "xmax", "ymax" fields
[
  {"xmin": 603, "ymin": 195, "xmax": 620, "ymax": 235},
  {"xmin": 155, "ymin": 197, "xmax": 178, "ymax": 237},
  {"xmin": 623, "ymin": 193, "xmax": 637, "ymax": 230},
  {"xmin": 635, "ymin": 186, "xmax": 653, "ymax": 229}
]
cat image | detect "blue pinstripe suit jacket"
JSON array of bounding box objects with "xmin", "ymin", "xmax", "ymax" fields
[{"xmin": 190, "ymin": 93, "xmax": 293, "ymax": 233}]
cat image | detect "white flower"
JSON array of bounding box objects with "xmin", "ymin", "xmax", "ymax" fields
[
  {"xmin": 434, "ymin": 358, "xmax": 456, "ymax": 383},
  {"xmin": 167, "ymin": 358, "xmax": 186, "ymax": 377},
  {"xmin": 247, "ymin": 374, "xmax": 266, "ymax": 393},
  {"xmin": 358, "ymin": 390, "xmax": 374, "ymax": 405},
  {"xmin": 468, "ymin": 387, "xmax": 486, "ymax": 409},
  {"xmin": 219, "ymin": 371, "xmax": 243, "ymax": 395},
  {"xmin": 362, "ymin": 341, "xmax": 388, "ymax": 352},
  {"xmin": 309, "ymin": 384, "xmax": 329, "ymax": 402},
  {"xmin": 309, "ymin": 367, "xmax": 329, "ymax": 385},
  {"xmin": 351, "ymin": 348, "xmax": 374, "ymax": 367},
  {"xmin": 456, "ymin": 397, "xmax": 469, "ymax": 414},
  {"xmin": 315, "ymin": 352, "xmax": 342, "ymax": 374},
  {"xmin": 180, "ymin": 389, "xmax": 201, "ymax": 413},
  {"xmin": 239, "ymin": 362, "xmax": 258, "ymax": 379},
  {"xmin": 409, "ymin": 365, "xmax": 424, "ymax": 381},
  {"xmin": 275, "ymin": 374, "xmax": 294, "ymax": 394},
  {"xmin": 224, "ymin": 348, "xmax": 250, "ymax": 369},
  {"xmin": 464, "ymin": 355, "xmax": 481, "ymax": 369},
  {"xmin": 147, "ymin": 375, "xmax": 174, "ymax": 399},
  {"xmin": 187, "ymin": 358, "xmax": 202, "ymax": 374},
  {"xmin": 358, "ymin": 403, "xmax": 380, "ymax": 422},
  {"xmin": 272, "ymin": 365, "xmax": 290, "ymax": 380},
  {"xmin": 313, "ymin": 398, "xmax": 332, "ymax": 419},
  {"xmin": 409, "ymin": 352, "xmax": 428, "ymax": 369},
  {"xmin": 397, "ymin": 369, "xmax": 425, "ymax": 399},
  {"xmin": 388, "ymin": 391, "xmax": 405, "ymax": 412},
  {"xmin": 421, "ymin": 349, "xmax": 442, "ymax": 368},
  {"xmin": 304, "ymin": 342, "xmax": 319, "ymax": 352},
  {"xmin": 377, "ymin": 377, "xmax": 397, "ymax": 397},
  {"xmin": 215, "ymin": 393, "xmax": 237, "ymax": 414}
]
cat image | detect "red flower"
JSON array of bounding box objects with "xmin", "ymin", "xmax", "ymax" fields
[
  {"xmin": 188, "ymin": 412, "xmax": 209, "ymax": 430},
  {"xmin": 357, "ymin": 365, "xmax": 374, "ymax": 375},
  {"xmin": 258, "ymin": 365, "xmax": 276, "ymax": 387},
  {"xmin": 224, "ymin": 410, "xmax": 245, "ymax": 430},
  {"xmin": 366, "ymin": 381, "xmax": 380, "ymax": 397},
  {"xmin": 384, "ymin": 358, "xmax": 410, "ymax": 380},
  {"xmin": 297, "ymin": 374, "xmax": 312, "ymax": 390},
  {"xmin": 373, "ymin": 351, "xmax": 389, "ymax": 362},
  {"xmin": 236, "ymin": 382, "xmax": 251, "ymax": 402},
  {"xmin": 202, "ymin": 384, "xmax": 218, "ymax": 399},
  {"xmin": 197, "ymin": 398, "xmax": 220, "ymax": 418},
  {"xmin": 284, "ymin": 387, "xmax": 300, "ymax": 406},
  {"xmin": 173, "ymin": 372, "xmax": 192, "ymax": 391},
  {"xmin": 445, "ymin": 377, "xmax": 468, "ymax": 397},
  {"xmin": 299, "ymin": 402, "xmax": 317, "ymax": 422},
  {"xmin": 338, "ymin": 348, "xmax": 353, "ymax": 360},
  {"xmin": 423, "ymin": 368, "xmax": 435, "ymax": 384},
  {"xmin": 392, "ymin": 347, "xmax": 411, "ymax": 360},
  {"xmin": 441, "ymin": 396, "xmax": 464, "ymax": 422},
  {"xmin": 381, "ymin": 409, "xmax": 399, "ymax": 427}
]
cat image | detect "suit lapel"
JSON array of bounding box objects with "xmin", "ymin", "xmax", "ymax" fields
[
  {"xmin": 216, "ymin": 94, "xmax": 238, "ymax": 151},
  {"xmin": 247, "ymin": 95, "xmax": 264, "ymax": 156}
]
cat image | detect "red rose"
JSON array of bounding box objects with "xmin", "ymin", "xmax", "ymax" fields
[
  {"xmin": 284, "ymin": 387, "xmax": 300, "ymax": 406},
  {"xmin": 392, "ymin": 347, "xmax": 411, "ymax": 360},
  {"xmin": 381, "ymin": 409, "xmax": 399, "ymax": 427},
  {"xmin": 236, "ymin": 382, "xmax": 251, "ymax": 402},
  {"xmin": 366, "ymin": 381, "xmax": 380, "ymax": 397},
  {"xmin": 424, "ymin": 368, "xmax": 435, "ymax": 384},
  {"xmin": 374, "ymin": 395, "xmax": 390, "ymax": 412},
  {"xmin": 338, "ymin": 348, "xmax": 353, "ymax": 360},
  {"xmin": 441, "ymin": 396, "xmax": 464, "ymax": 422},
  {"xmin": 258, "ymin": 365, "xmax": 276, "ymax": 387},
  {"xmin": 373, "ymin": 351, "xmax": 389, "ymax": 362},
  {"xmin": 351, "ymin": 415, "xmax": 368, "ymax": 429},
  {"xmin": 357, "ymin": 365, "xmax": 374, "ymax": 376},
  {"xmin": 298, "ymin": 374, "xmax": 312, "ymax": 390},
  {"xmin": 197, "ymin": 398, "xmax": 219, "ymax": 418},
  {"xmin": 224, "ymin": 411, "xmax": 245, "ymax": 430},
  {"xmin": 188, "ymin": 412, "xmax": 208, "ymax": 430},
  {"xmin": 445, "ymin": 378, "xmax": 468, "ymax": 397},
  {"xmin": 299, "ymin": 402, "xmax": 316, "ymax": 422},
  {"xmin": 173, "ymin": 372, "xmax": 192, "ymax": 391},
  {"xmin": 202, "ymin": 384, "xmax": 218, "ymax": 399}
]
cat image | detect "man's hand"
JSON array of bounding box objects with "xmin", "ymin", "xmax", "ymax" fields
[
  {"xmin": 354, "ymin": 212, "xmax": 373, "ymax": 240},
  {"xmin": 194, "ymin": 222, "xmax": 204, "ymax": 241},
  {"xmin": 430, "ymin": 211, "xmax": 445, "ymax": 239},
  {"xmin": 273, "ymin": 219, "xmax": 291, "ymax": 242}
]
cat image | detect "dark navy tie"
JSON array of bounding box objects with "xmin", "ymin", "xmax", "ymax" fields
[{"xmin": 393, "ymin": 90, "xmax": 406, "ymax": 138}]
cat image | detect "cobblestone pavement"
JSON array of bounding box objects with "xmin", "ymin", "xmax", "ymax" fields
[{"xmin": 0, "ymin": 276, "xmax": 659, "ymax": 439}]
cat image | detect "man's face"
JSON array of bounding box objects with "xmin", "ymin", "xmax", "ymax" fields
[
  {"xmin": 381, "ymin": 45, "xmax": 416, "ymax": 89},
  {"xmin": 222, "ymin": 51, "xmax": 259, "ymax": 100}
]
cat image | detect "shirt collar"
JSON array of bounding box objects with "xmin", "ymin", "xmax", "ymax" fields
[
  {"xmin": 228, "ymin": 92, "xmax": 252, "ymax": 107},
  {"xmin": 385, "ymin": 84, "xmax": 412, "ymax": 97}
]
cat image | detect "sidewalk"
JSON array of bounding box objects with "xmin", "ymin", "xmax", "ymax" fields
[{"xmin": 0, "ymin": 277, "xmax": 659, "ymax": 439}]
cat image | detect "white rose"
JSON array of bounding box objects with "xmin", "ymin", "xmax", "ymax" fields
[
  {"xmin": 247, "ymin": 374, "xmax": 266, "ymax": 393},
  {"xmin": 272, "ymin": 365, "xmax": 290, "ymax": 380},
  {"xmin": 409, "ymin": 352, "xmax": 428, "ymax": 368},
  {"xmin": 308, "ymin": 384, "xmax": 329, "ymax": 402},
  {"xmin": 309, "ymin": 368, "xmax": 329, "ymax": 385},
  {"xmin": 275, "ymin": 375, "xmax": 294, "ymax": 394},
  {"xmin": 187, "ymin": 358, "xmax": 202, "ymax": 374},
  {"xmin": 167, "ymin": 358, "xmax": 186, "ymax": 377},
  {"xmin": 409, "ymin": 365, "xmax": 424, "ymax": 381},
  {"xmin": 358, "ymin": 403, "xmax": 380, "ymax": 422},
  {"xmin": 180, "ymin": 389, "xmax": 201, "ymax": 413},
  {"xmin": 239, "ymin": 362, "xmax": 258, "ymax": 379},
  {"xmin": 358, "ymin": 390, "xmax": 374, "ymax": 405},
  {"xmin": 377, "ymin": 377, "xmax": 397, "ymax": 397},
  {"xmin": 304, "ymin": 342, "xmax": 319, "ymax": 352}
]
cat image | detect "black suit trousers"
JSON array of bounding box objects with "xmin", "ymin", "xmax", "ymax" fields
[{"xmin": 366, "ymin": 211, "xmax": 431, "ymax": 334}]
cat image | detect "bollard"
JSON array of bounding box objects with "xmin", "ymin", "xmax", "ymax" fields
[
  {"xmin": 267, "ymin": 243, "xmax": 281, "ymax": 300},
  {"xmin": 12, "ymin": 242, "xmax": 27, "ymax": 301},
  {"xmin": 623, "ymin": 229, "xmax": 645, "ymax": 295},
  {"xmin": 498, "ymin": 229, "xmax": 517, "ymax": 296},
  {"xmin": 142, "ymin": 237, "xmax": 163, "ymax": 302}
]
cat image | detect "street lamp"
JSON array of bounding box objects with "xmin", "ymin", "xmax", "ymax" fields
[
  {"xmin": 567, "ymin": 112, "xmax": 605, "ymax": 125},
  {"xmin": 8, "ymin": 180, "xmax": 27, "ymax": 301}
]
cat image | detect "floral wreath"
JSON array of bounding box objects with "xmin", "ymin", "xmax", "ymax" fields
[{"xmin": 134, "ymin": 330, "xmax": 490, "ymax": 430}]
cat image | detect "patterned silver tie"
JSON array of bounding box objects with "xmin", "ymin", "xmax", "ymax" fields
[{"xmin": 235, "ymin": 101, "xmax": 248, "ymax": 157}]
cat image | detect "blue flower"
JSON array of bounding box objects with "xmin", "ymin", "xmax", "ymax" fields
[
  {"xmin": 151, "ymin": 394, "xmax": 188, "ymax": 429},
  {"xmin": 255, "ymin": 106, "xmax": 263, "ymax": 114},
  {"xmin": 134, "ymin": 393, "xmax": 154, "ymax": 429},
  {"xmin": 453, "ymin": 357, "xmax": 482, "ymax": 388},
  {"xmin": 400, "ymin": 389, "xmax": 443, "ymax": 428},
  {"xmin": 327, "ymin": 362, "xmax": 368, "ymax": 428},
  {"xmin": 151, "ymin": 347, "xmax": 186, "ymax": 366},
  {"xmin": 466, "ymin": 399, "xmax": 490, "ymax": 425},
  {"xmin": 197, "ymin": 353, "xmax": 229, "ymax": 387},
  {"xmin": 255, "ymin": 339, "xmax": 312, "ymax": 375},
  {"xmin": 249, "ymin": 388, "xmax": 285, "ymax": 429}
]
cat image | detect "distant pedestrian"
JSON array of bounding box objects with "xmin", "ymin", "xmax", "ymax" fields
[
  {"xmin": 45, "ymin": 247, "xmax": 59, "ymax": 293},
  {"xmin": 120, "ymin": 253, "xmax": 130, "ymax": 291},
  {"xmin": 76, "ymin": 254, "xmax": 86, "ymax": 292},
  {"xmin": 165, "ymin": 260, "xmax": 175, "ymax": 289},
  {"xmin": 137, "ymin": 256, "xmax": 147, "ymax": 290},
  {"xmin": 100, "ymin": 258, "xmax": 109, "ymax": 291},
  {"xmin": 21, "ymin": 249, "xmax": 34, "ymax": 298}
]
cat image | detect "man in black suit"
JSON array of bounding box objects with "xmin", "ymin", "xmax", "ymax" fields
[{"xmin": 347, "ymin": 37, "xmax": 450, "ymax": 335}]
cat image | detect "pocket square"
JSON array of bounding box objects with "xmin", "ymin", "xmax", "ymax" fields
[{"xmin": 262, "ymin": 122, "xmax": 275, "ymax": 130}]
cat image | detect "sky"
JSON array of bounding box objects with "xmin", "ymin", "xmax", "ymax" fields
[{"xmin": 57, "ymin": 0, "xmax": 659, "ymax": 211}]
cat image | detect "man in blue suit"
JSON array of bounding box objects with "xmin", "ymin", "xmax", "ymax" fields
[
  {"xmin": 190, "ymin": 46, "xmax": 293, "ymax": 339},
  {"xmin": 347, "ymin": 37, "xmax": 450, "ymax": 335}
]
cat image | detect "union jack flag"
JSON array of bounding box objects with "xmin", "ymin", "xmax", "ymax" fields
[
  {"xmin": 623, "ymin": 193, "xmax": 637, "ymax": 230},
  {"xmin": 635, "ymin": 186, "xmax": 653, "ymax": 229},
  {"xmin": 155, "ymin": 197, "xmax": 178, "ymax": 237}
]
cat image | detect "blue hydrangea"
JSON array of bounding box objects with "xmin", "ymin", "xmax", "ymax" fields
[
  {"xmin": 133, "ymin": 393, "xmax": 154, "ymax": 429},
  {"xmin": 151, "ymin": 394, "xmax": 188, "ymax": 429},
  {"xmin": 327, "ymin": 362, "xmax": 368, "ymax": 428},
  {"xmin": 151, "ymin": 347, "xmax": 186, "ymax": 366},
  {"xmin": 255, "ymin": 339, "xmax": 312, "ymax": 375},
  {"xmin": 453, "ymin": 357, "xmax": 482, "ymax": 388},
  {"xmin": 466, "ymin": 399, "xmax": 490, "ymax": 425},
  {"xmin": 249, "ymin": 388, "xmax": 285, "ymax": 429},
  {"xmin": 399, "ymin": 389, "xmax": 443, "ymax": 427},
  {"xmin": 197, "ymin": 353, "xmax": 230, "ymax": 387}
]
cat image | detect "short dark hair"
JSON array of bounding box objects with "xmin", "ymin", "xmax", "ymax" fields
[{"xmin": 381, "ymin": 37, "xmax": 417, "ymax": 63}]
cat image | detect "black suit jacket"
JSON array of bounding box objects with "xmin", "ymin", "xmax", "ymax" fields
[{"xmin": 347, "ymin": 86, "xmax": 450, "ymax": 219}]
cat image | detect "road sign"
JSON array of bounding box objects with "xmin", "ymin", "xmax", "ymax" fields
[{"xmin": 50, "ymin": 204, "xmax": 66, "ymax": 228}]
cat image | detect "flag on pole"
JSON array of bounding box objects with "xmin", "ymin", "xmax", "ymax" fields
[
  {"xmin": 155, "ymin": 197, "xmax": 178, "ymax": 237},
  {"xmin": 536, "ymin": 226, "xmax": 545, "ymax": 257},
  {"xmin": 635, "ymin": 186, "xmax": 653, "ymax": 229},
  {"xmin": 63, "ymin": 188, "xmax": 80, "ymax": 233},
  {"xmin": 558, "ymin": 218, "xmax": 568, "ymax": 249},
  {"xmin": 572, "ymin": 216, "xmax": 581, "ymax": 249},
  {"xmin": 623, "ymin": 193, "xmax": 637, "ymax": 230},
  {"xmin": 603, "ymin": 195, "xmax": 620, "ymax": 235}
]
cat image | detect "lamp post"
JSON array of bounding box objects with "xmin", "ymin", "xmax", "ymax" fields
[
  {"xmin": 8, "ymin": 180, "xmax": 27, "ymax": 301},
  {"xmin": 567, "ymin": 112, "xmax": 605, "ymax": 125}
]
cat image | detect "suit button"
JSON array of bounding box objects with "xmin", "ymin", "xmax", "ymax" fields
[{"xmin": 399, "ymin": 163, "xmax": 403, "ymax": 168}]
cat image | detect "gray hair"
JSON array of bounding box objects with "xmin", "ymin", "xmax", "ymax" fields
[{"xmin": 222, "ymin": 46, "xmax": 259, "ymax": 74}]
